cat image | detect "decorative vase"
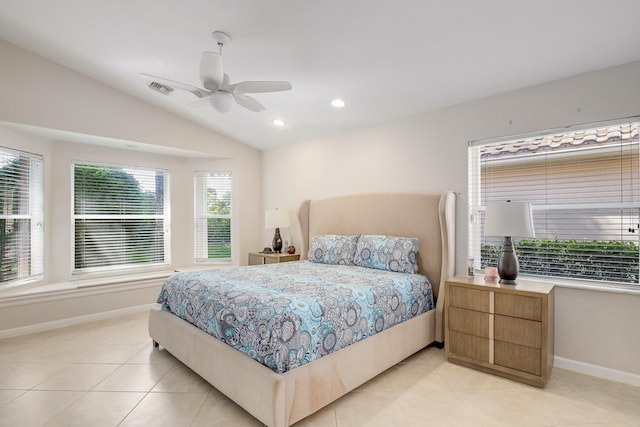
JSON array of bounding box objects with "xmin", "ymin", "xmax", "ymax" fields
[{"xmin": 272, "ymin": 227, "xmax": 282, "ymax": 253}]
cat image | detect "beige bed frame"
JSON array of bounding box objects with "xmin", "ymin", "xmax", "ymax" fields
[{"xmin": 149, "ymin": 191, "xmax": 456, "ymax": 427}]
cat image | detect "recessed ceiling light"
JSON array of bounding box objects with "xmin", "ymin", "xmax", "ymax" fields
[
  {"xmin": 272, "ymin": 119, "xmax": 286, "ymax": 127},
  {"xmin": 331, "ymin": 99, "xmax": 346, "ymax": 108}
]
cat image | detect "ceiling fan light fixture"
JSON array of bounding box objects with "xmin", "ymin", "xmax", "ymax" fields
[
  {"xmin": 210, "ymin": 91, "xmax": 233, "ymax": 113},
  {"xmin": 331, "ymin": 98, "xmax": 346, "ymax": 108},
  {"xmin": 272, "ymin": 119, "xmax": 286, "ymax": 127}
]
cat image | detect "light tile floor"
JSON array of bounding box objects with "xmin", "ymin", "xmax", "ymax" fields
[{"xmin": 1, "ymin": 311, "xmax": 639, "ymax": 426}]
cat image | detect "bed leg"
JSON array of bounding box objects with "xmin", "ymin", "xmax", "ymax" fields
[{"xmin": 152, "ymin": 340, "xmax": 160, "ymax": 348}]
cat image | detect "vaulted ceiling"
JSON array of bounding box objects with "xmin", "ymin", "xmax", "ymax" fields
[{"xmin": 2, "ymin": 0, "xmax": 640, "ymax": 150}]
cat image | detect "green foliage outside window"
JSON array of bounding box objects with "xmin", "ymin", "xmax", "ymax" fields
[
  {"xmin": 207, "ymin": 218, "xmax": 230, "ymax": 258},
  {"xmin": 206, "ymin": 187, "xmax": 231, "ymax": 259},
  {"xmin": 74, "ymin": 166, "xmax": 161, "ymax": 215},
  {"xmin": 0, "ymin": 157, "xmax": 25, "ymax": 282},
  {"xmin": 74, "ymin": 165, "xmax": 166, "ymax": 270},
  {"xmin": 481, "ymin": 239, "xmax": 639, "ymax": 284}
]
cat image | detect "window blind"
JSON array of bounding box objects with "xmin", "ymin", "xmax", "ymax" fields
[
  {"xmin": 194, "ymin": 172, "xmax": 232, "ymax": 262},
  {"xmin": 0, "ymin": 147, "xmax": 43, "ymax": 285},
  {"xmin": 73, "ymin": 162, "xmax": 169, "ymax": 273},
  {"xmin": 469, "ymin": 119, "xmax": 640, "ymax": 285}
]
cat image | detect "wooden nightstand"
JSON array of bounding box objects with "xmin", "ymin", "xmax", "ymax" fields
[
  {"xmin": 248, "ymin": 252, "xmax": 300, "ymax": 265},
  {"xmin": 444, "ymin": 275, "xmax": 554, "ymax": 387}
]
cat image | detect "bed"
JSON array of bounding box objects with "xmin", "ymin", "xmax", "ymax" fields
[{"xmin": 149, "ymin": 191, "xmax": 456, "ymax": 427}]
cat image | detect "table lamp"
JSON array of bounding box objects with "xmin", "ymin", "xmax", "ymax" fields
[
  {"xmin": 484, "ymin": 201, "xmax": 535, "ymax": 284},
  {"xmin": 265, "ymin": 209, "xmax": 290, "ymax": 253}
]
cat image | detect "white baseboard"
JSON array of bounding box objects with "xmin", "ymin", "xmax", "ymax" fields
[
  {"xmin": 555, "ymin": 356, "xmax": 640, "ymax": 388},
  {"xmin": 0, "ymin": 303, "xmax": 155, "ymax": 340}
]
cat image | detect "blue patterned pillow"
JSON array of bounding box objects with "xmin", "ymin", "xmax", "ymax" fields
[
  {"xmin": 308, "ymin": 235, "xmax": 359, "ymax": 265},
  {"xmin": 353, "ymin": 235, "xmax": 420, "ymax": 274}
]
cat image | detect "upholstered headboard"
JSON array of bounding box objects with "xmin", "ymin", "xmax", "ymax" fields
[{"xmin": 297, "ymin": 192, "xmax": 455, "ymax": 341}]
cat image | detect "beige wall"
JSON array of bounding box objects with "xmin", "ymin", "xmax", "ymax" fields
[
  {"xmin": 262, "ymin": 61, "xmax": 640, "ymax": 381},
  {"xmin": 0, "ymin": 40, "xmax": 261, "ymax": 332}
]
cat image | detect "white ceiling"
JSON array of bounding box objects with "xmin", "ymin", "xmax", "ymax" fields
[{"xmin": 2, "ymin": 0, "xmax": 640, "ymax": 151}]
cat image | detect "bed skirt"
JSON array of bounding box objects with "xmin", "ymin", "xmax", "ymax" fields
[{"xmin": 149, "ymin": 304, "xmax": 435, "ymax": 427}]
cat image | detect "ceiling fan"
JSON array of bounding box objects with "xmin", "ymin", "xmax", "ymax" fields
[{"xmin": 141, "ymin": 31, "xmax": 292, "ymax": 113}]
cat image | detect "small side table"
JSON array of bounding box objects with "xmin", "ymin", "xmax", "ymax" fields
[{"xmin": 248, "ymin": 252, "xmax": 300, "ymax": 265}]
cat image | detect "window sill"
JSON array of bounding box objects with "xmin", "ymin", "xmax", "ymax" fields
[
  {"xmin": 518, "ymin": 274, "xmax": 640, "ymax": 296},
  {"xmin": 0, "ymin": 264, "xmax": 240, "ymax": 303},
  {"xmin": 0, "ymin": 269, "xmax": 175, "ymax": 305},
  {"xmin": 71, "ymin": 269, "xmax": 176, "ymax": 289}
]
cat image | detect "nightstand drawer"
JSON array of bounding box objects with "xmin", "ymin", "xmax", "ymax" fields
[
  {"xmin": 448, "ymin": 306, "xmax": 490, "ymax": 337},
  {"xmin": 494, "ymin": 341, "xmax": 541, "ymax": 376},
  {"xmin": 448, "ymin": 331, "xmax": 490, "ymax": 363},
  {"xmin": 494, "ymin": 293, "xmax": 542, "ymax": 321},
  {"xmin": 449, "ymin": 286, "xmax": 490, "ymax": 312},
  {"xmin": 494, "ymin": 315, "xmax": 541, "ymax": 348}
]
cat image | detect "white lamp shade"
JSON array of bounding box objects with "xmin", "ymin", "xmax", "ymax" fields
[
  {"xmin": 265, "ymin": 209, "xmax": 290, "ymax": 229},
  {"xmin": 484, "ymin": 202, "xmax": 535, "ymax": 238}
]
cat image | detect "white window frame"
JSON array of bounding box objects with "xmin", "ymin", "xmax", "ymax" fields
[
  {"xmin": 468, "ymin": 117, "xmax": 640, "ymax": 287},
  {"xmin": 72, "ymin": 161, "xmax": 170, "ymax": 275},
  {"xmin": 0, "ymin": 146, "xmax": 43, "ymax": 287},
  {"xmin": 194, "ymin": 171, "xmax": 232, "ymax": 263}
]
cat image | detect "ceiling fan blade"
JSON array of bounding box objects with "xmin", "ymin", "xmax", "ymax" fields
[
  {"xmin": 232, "ymin": 93, "xmax": 265, "ymax": 112},
  {"xmin": 199, "ymin": 51, "xmax": 224, "ymax": 91},
  {"xmin": 141, "ymin": 73, "xmax": 210, "ymax": 98},
  {"xmin": 231, "ymin": 81, "xmax": 292, "ymax": 95}
]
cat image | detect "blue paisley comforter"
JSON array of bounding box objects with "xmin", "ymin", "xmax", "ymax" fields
[{"xmin": 157, "ymin": 260, "xmax": 434, "ymax": 374}]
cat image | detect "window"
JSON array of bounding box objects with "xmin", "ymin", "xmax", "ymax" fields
[
  {"xmin": 194, "ymin": 172, "xmax": 231, "ymax": 262},
  {"xmin": 0, "ymin": 147, "xmax": 43, "ymax": 285},
  {"xmin": 73, "ymin": 162, "xmax": 169, "ymax": 273},
  {"xmin": 469, "ymin": 119, "xmax": 639, "ymax": 285}
]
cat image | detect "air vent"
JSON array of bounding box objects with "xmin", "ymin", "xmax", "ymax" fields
[{"xmin": 148, "ymin": 81, "xmax": 174, "ymax": 96}]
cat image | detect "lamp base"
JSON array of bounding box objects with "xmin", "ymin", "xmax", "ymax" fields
[
  {"xmin": 497, "ymin": 236, "xmax": 519, "ymax": 285},
  {"xmin": 272, "ymin": 227, "xmax": 283, "ymax": 253}
]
